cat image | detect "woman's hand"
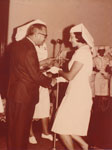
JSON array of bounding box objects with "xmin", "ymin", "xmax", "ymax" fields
[
  {"xmin": 51, "ymin": 78, "xmax": 57, "ymax": 87},
  {"xmin": 58, "ymin": 70, "xmax": 63, "ymax": 76},
  {"xmin": 53, "ymin": 58, "xmax": 68, "ymax": 67}
]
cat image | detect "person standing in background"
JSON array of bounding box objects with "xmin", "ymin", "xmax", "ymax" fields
[
  {"xmin": 93, "ymin": 48, "xmax": 110, "ymax": 99},
  {"xmin": 29, "ymin": 43, "xmax": 54, "ymax": 143}
]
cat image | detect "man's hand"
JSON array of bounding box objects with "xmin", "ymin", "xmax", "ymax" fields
[
  {"xmin": 45, "ymin": 57, "xmax": 56, "ymax": 66},
  {"xmin": 40, "ymin": 57, "xmax": 55, "ymax": 68}
]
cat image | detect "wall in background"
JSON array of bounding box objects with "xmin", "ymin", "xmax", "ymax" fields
[
  {"xmin": 7, "ymin": 0, "xmax": 112, "ymax": 56},
  {"xmin": 0, "ymin": 0, "xmax": 9, "ymax": 56}
]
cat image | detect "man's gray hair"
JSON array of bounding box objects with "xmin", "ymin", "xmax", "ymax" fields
[{"xmin": 26, "ymin": 23, "xmax": 47, "ymax": 36}]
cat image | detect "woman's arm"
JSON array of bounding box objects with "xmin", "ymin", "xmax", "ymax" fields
[{"xmin": 59, "ymin": 61, "xmax": 83, "ymax": 81}]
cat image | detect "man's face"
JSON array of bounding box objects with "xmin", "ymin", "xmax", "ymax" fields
[
  {"xmin": 34, "ymin": 27, "xmax": 47, "ymax": 46},
  {"xmin": 98, "ymin": 49, "xmax": 105, "ymax": 57}
]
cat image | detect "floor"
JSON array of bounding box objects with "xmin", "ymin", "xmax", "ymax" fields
[
  {"xmin": 0, "ymin": 116, "xmax": 112, "ymax": 150},
  {"xmin": 0, "ymin": 120, "xmax": 81, "ymax": 150}
]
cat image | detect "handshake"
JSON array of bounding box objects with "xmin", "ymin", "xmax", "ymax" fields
[{"xmin": 46, "ymin": 66, "xmax": 67, "ymax": 89}]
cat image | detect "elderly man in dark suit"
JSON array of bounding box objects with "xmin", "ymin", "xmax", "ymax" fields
[{"xmin": 6, "ymin": 22, "xmax": 55, "ymax": 150}]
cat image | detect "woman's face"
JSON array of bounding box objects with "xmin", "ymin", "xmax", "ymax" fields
[{"xmin": 69, "ymin": 33, "xmax": 78, "ymax": 47}]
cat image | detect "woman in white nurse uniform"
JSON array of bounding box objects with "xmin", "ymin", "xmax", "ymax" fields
[{"xmin": 52, "ymin": 24, "xmax": 94, "ymax": 150}]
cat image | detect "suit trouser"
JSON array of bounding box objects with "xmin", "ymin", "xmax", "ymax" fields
[{"xmin": 6, "ymin": 100, "xmax": 35, "ymax": 150}]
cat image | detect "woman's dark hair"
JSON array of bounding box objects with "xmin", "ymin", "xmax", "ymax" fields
[
  {"xmin": 26, "ymin": 23, "xmax": 47, "ymax": 36},
  {"xmin": 74, "ymin": 32, "xmax": 87, "ymax": 44},
  {"xmin": 62, "ymin": 24, "xmax": 75, "ymax": 48}
]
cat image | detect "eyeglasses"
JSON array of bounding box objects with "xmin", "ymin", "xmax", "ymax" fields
[{"xmin": 38, "ymin": 33, "xmax": 48, "ymax": 38}]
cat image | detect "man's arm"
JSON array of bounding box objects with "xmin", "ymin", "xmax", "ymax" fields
[{"xmin": 25, "ymin": 49, "xmax": 52, "ymax": 88}]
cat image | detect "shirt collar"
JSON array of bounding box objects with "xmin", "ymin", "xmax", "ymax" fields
[{"xmin": 26, "ymin": 37, "xmax": 36, "ymax": 47}]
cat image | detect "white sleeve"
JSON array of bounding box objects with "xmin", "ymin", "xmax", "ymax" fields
[{"xmin": 73, "ymin": 49, "xmax": 87, "ymax": 64}]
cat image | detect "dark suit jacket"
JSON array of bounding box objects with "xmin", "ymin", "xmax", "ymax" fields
[{"xmin": 7, "ymin": 38, "xmax": 51, "ymax": 104}]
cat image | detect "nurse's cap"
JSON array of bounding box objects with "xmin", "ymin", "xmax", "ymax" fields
[
  {"xmin": 70, "ymin": 23, "xmax": 94, "ymax": 49},
  {"xmin": 98, "ymin": 46, "xmax": 105, "ymax": 52}
]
